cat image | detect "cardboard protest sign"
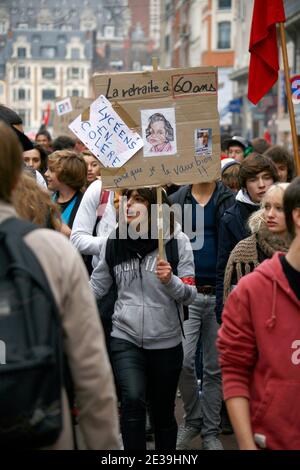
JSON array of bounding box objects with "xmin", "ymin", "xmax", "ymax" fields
[
  {"xmin": 92, "ymin": 66, "xmax": 220, "ymax": 190},
  {"xmin": 53, "ymin": 97, "xmax": 92, "ymax": 138},
  {"xmin": 69, "ymin": 95, "xmax": 144, "ymax": 168}
]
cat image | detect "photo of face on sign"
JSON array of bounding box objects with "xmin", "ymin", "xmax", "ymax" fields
[
  {"xmin": 141, "ymin": 108, "xmax": 177, "ymax": 157},
  {"xmin": 195, "ymin": 128, "xmax": 212, "ymax": 155}
]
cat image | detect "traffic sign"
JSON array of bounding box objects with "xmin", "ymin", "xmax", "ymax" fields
[{"xmin": 290, "ymin": 75, "xmax": 300, "ymax": 104}]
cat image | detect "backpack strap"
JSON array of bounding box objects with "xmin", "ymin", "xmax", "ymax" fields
[
  {"xmin": 0, "ymin": 217, "xmax": 60, "ymax": 308},
  {"xmin": 92, "ymin": 190, "xmax": 110, "ymax": 236}
]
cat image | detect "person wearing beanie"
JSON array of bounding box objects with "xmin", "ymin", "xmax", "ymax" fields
[
  {"xmin": 224, "ymin": 136, "xmax": 253, "ymax": 162},
  {"xmin": 0, "ymin": 104, "xmax": 33, "ymax": 151},
  {"xmin": 221, "ymin": 158, "xmax": 241, "ymax": 194}
]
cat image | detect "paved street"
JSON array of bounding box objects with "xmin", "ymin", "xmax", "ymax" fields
[{"xmin": 147, "ymin": 396, "xmax": 238, "ymax": 450}]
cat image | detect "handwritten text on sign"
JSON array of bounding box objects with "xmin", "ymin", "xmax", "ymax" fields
[
  {"xmin": 102, "ymin": 72, "xmax": 217, "ymax": 101},
  {"xmin": 69, "ymin": 95, "xmax": 143, "ymax": 168}
]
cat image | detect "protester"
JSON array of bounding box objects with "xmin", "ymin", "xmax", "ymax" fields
[
  {"xmin": 224, "ymin": 136, "xmax": 253, "ymax": 162},
  {"xmin": 35, "ymin": 129, "xmax": 53, "ymax": 152},
  {"xmin": 23, "ymin": 144, "xmax": 48, "ymax": 175},
  {"xmin": 217, "ymin": 177, "xmax": 300, "ymax": 450},
  {"xmin": 0, "ymin": 121, "xmax": 120, "ymax": 449},
  {"xmin": 223, "ymin": 183, "xmax": 290, "ymax": 303},
  {"xmin": 45, "ymin": 150, "xmax": 86, "ymax": 237},
  {"xmin": 90, "ymin": 188, "xmax": 197, "ymax": 451},
  {"xmin": 170, "ymin": 180, "xmax": 235, "ymax": 450},
  {"xmin": 12, "ymin": 173, "xmax": 61, "ymax": 230},
  {"xmin": 221, "ymin": 158, "xmax": 241, "ymax": 193},
  {"xmin": 264, "ymin": 144, "xmax": 295, "ymax": 182},
  {"xmin": 70, "ymin": 179, "xmax": 116, "ymax": 271},
  {"xmin": 251, "ymin": 137, "xmax": 271, "ymax": 155},
  {"xmin": 216, "ymin": 154, "xmax": 278, "ymax": 323},
  {"xmin": 82, "ymin": 150, "xmax": 102, "ymax": 186},
  {"xmin": 52, "ymin": 135, "xmax": 76, "ymax": 152},
  {"xmin": 0, "ymin": 104, "xmax": 34, "ymax": 151}
]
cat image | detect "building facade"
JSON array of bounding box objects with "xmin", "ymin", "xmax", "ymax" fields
[
  {"xmin": 0, "ymin": 0, "xmax": 161, "ymax": 132},
  {"xmin": 160, "ymin": 0, "xmax": 235, "ymax": 128},
  {"xmin": 5, "ymin": 30, "xmax": 93, "ymax": 131}
]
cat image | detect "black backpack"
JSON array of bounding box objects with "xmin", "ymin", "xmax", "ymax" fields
[{"xmin": 0, "ymin": 217, "xmax": 63, "ymax": 448}]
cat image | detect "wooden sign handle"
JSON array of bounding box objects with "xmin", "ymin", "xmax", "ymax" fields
[
  {"xmin": 156, "ymin": 186, "xmax": 164, "ymax": 260},
  {"xmin": 151, "ymin": 57, "xmax": 164, "ymax": 259}
]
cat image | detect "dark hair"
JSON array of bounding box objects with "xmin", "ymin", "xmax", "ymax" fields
[
  {"xmin": 47, "ymin": 150, "xmax": 87, "ymax": 190},
  {"xmin": 0, "ymin": 121, "xmax": 23, "ymax": 202},
  {"xmin": 36, "ymin": 129, "xmax": 52, "ymax": 142},
  {"xmin": 264, "ymin": 145, "xmax": 295, "ymax": 182},
  {"xmin": 146, "ymin": 113, "xmax": 174, "ymax": 142},
  {"xmin": 33, "ymin": 144, "xmax": 48, "ymax": 174},
  {"xmin": 238, "ymin": 153, "xmax": 279, "ymax": 189},
  {"xmin": 251, "ymin": 137, "xmax": 271, "ymax": 154},
  {"xmin": 52, "ymin": 135, "xmax": 76, "ymax": 151},
  {"xmin": 125, "ymin": 188, "xmax": 174, "ymax": 234},
  {"xmin": 283, "ymin": 176, "xmax": 300, "ymax": 239},
  {"xmin": 0, "ymin": 104, "xmax": 23, "ymax": 126}
]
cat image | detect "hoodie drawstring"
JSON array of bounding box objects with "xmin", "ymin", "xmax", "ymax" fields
[{"xmin": 265, "ymin": 280, "xmax": 277, "ymax": 329}]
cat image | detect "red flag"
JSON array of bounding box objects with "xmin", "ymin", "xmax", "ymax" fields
[
  {"xmin": 248, "ymin": 0, "xmax": 286, "ymax": 105},
  {"xmin": 42, "ymin": 102, "xmax": 51, "ymax": 127}
]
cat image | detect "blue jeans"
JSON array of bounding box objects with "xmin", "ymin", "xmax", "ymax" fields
[
  {"xmin": 111, "ymin": 338, "xmax": 183, "ymax": 450},
  {"xmin": 179, "ymin": 293, "xmax": 222, "ymax": 438}
]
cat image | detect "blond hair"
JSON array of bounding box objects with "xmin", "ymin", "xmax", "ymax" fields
[{"xmin": 261, "ymin": 182, "xmax": 290, "ymax": 206}]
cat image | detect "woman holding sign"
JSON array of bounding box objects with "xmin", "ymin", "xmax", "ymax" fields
[{"xmin": 90, "ymin": 188, "xmax": 196, "ymax": 450}]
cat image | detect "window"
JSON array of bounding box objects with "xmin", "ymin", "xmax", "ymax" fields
[
  {"xmin": 40, "ymin": 46, "xmax": 57, "ymax": 59},
  {"xmin": 218, "ymin": 0, "xmax": 231, "ymax": 9},
  {"xmin": 217, "ymin": 22, "xmax": 231, "ymax": 49},
  {"xmin": 42, "ymin": 89, "xmax": 56, "ymax": 100},
  {"xmin": 68, "ymin": 67, "xmax": 80, "ymax": 79},
  {"xmin": 42, "ymin": 67, "xmax": 56, "ymax": 79},
  {"xmin": 17, "ymin": 109, "xmax": 31, "ymax": 128},
  {"xmin": 71, "ymin": 48, "xmax": 80, "ymax": 60},
  {"xmin": 18, "ymin": 66, "xmax": 26, "ymax": 79},
  {"xmin": 71, "ymin": 89, "xmax": 79, "ymax": 97},
  {"xmin": 17, "ymin": 48, "xmax": 26, "ymax": 58},
  {"xmin": 104, "ymin": 26, "xmax": 115, "ymax": 38},
  {"xmin": 18, "ymin": 89, "xmax": 26, "ymax": 100},
  {"xmin": 0, "ymin": 22, "xmax": 7, "ymax": 34},
  {"xmin": 17, "ymin": 23, "xmax": 28, "ymax": 29}
]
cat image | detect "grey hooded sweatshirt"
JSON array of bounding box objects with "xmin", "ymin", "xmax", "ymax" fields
[{"xmin": 90, "ymin": 227, "xmax": 196, "ymax": 349}]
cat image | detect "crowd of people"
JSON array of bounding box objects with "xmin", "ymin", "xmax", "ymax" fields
[{"xmin": 0, "ymin": 102, "xmax": 300, "ymax": 451}]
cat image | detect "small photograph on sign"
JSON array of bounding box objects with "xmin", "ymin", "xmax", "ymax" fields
[
  {"xmin": 55, "ymin": 97, "xmax": 73, "ymax": 116},
  {"xmin": 195, "ymin": 128, "xmax": 212, "ymax": 155},
  {"xmin": 141, "ymin": 108, "xmax": 177, "ymax": 157}
]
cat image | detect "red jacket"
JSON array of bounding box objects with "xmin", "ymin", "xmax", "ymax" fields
[{"xmin": 217, "ymin": 253, "xmax": 300, "ymax": 450}]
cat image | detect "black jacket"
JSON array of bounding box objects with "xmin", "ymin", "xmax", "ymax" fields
[
  {"xmin": 169, "ymin": 182, "xmax": 235, "ymax": 235},
  {"xmin": 215, "ymin": 200, "xmax": 260, "ymax": 323}
]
